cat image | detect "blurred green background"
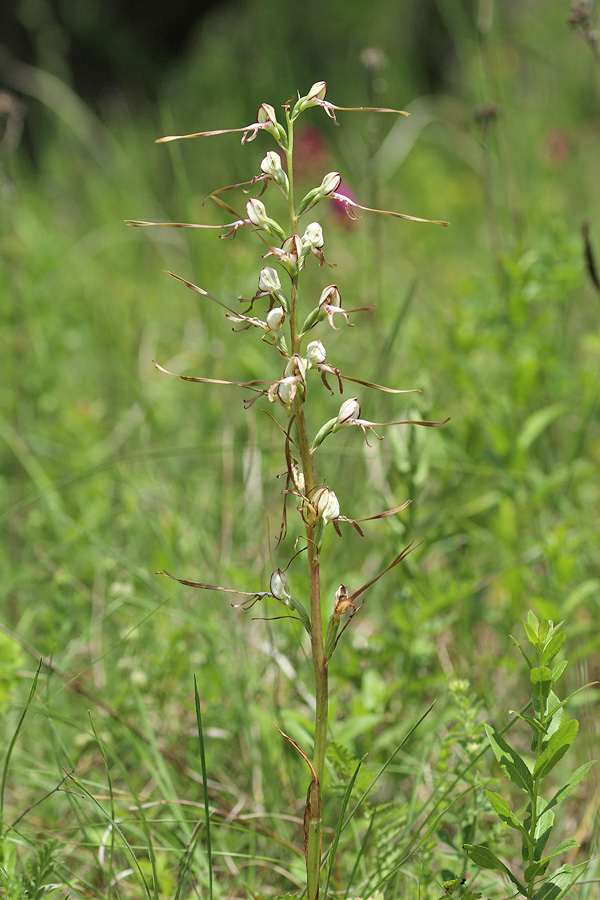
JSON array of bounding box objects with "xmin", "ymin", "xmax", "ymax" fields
[{"xmin": 1, "ymin": 0, "xmax": 599, "ymax": 896}]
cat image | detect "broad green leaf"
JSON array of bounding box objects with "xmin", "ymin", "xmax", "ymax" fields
[
  {"xmin": 524, "ymin": 620, "xmax": 541, "ymax": 651},
  {"xmin": 551, "ymin": 660, "xmax": 568, "ymax": 682},
  {"xmin": 524, "ymin": 858, "xmax": 550, "ymax": 882},
  {"xmin": 533, "ymin": 720, "xmax": 578, "ymax": 780},
  {"xmin": 534, "ymin": 692, "xmax": 563, "ymax": 741},
  {"xmin": 486, "ymin": 790, "xmax": 528, "ymax": 837},
  {"xmin": 543, "ymin": 760, "xmax": 596, "ymax": 812},
  {"xmin": 463, "ymin": 844, "xmax": 508, "ymax": 873},
  {"xmin": 541, "ymin": 632, "xmax": 565, "ymax": 667},
  {"xmin": 532, "ymin": 864, "xmax": 573, "ymax": 900},
  {"xmin": 533, "ymin": 807, "xmax": 554, "ymax": 859},
  {"xmin": 544, "ymin": 692, "xmax": 563, "ymax": 729},
  {"xmin": 485, "ymin": 724, "xmax": 534, "ymax": 796},
  {"xmin": 521, "ymin": 798, "xmax": 554, "ymax": 861},
  {"xmin": 510, "ymin": 711, "xmax": 546, "ymax": 736},
  {"xmin": 540, "ymin": 709, "xmax": 563, "ymax": 755},
  {"xmin": 537, "ymin": 618, "xmax": 551, "ymax": 644},
  {"xmin": 542, "ymin": 838, "xmax": 579, "ymax": 861},
  {"xmin": 463, "ymin": 845, "xmax": 525, "ymax": 893},
  {"xmin": 531, "ymin": 666, "xmax": 552, "ymax": 701}
]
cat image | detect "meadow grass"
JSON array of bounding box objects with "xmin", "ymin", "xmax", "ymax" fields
[{"xmin": 1, "ymin": 2, "xmax": 599, "ymax": 897}]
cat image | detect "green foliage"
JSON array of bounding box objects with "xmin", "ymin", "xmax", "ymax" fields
[{"xmin": 465, "ymin": 613, "xmax": 596, "ymax": 898}]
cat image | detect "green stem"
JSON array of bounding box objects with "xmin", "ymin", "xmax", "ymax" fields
[
  {"xmin": 527, "ymin": 780, "xmax": 539, "ymax": 900},
  {"xmin": 527, "ymin": 692, "xmax": 547, "ymax": 899},
  {"xmin": 285, "ymin": 109, "xmax": 328, "ymax": 900}
]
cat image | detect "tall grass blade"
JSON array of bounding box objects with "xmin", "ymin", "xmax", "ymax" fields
[
  {"xmin": 66, "ymin": 773, "xmax": 152, "ymax": 900},
  {"xmin": 323, "ymin": 757, "xmax": 364, "ymax": 900},
  {"xmin": 1, "ymin": 659, "xmax": 41, "ymax": 823},
  {"xmin": 88, "ymin": 713, "xmax": 118, "ymax": 898},
  {"xmin": 194, "ymin": 674, "xmax": 213, "ymax": 900},
  {"xmin": 345, "ymin": 702, "xmax": 435, "ymax": 828},
  {"xmin": 343, "ymin": 806, "xmax": 376, "ymax": 900}
]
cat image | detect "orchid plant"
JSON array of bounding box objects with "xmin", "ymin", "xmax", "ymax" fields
[{"xmin": 128, "ymin": 80, "xmax": 448, "ymax": 900}]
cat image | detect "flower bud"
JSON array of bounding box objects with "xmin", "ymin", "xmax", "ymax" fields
[
  {"xmin": 261, "ymin": 151, "xmax": 289, "ymax": 191},
  {"xmin": 317, "ymin": 172, "xmax": 342, "ymax": 198},
  {"xmin": 247, "ymin": 198, "xmax": 270, "ymax": 228},
  {"xmin": 276, "ymin": 380, "xmax": 294, "ymax": 413},
  {"xmin": 307, "ymin": 81, "xmax": 327, "ymax": 102},
  {"xmin": 295, "ymin": 81, "xmax": 327, "ymax": 113},
  {"xmin": 319, "ymin": 285, "xmax": 341, "ymax": 309},
  {"xmin": 258, "ymin": 266, "xmax": 281, "ymax": 294},
  {"xmin": 270, "ymin": 568, "xmax": 292, "ymax": 604},
  {"xmin": 261, "ymin": 150, "xmax": 283, "ymax": 176},
  {"xmin": 306, "ymin": 340, "xmax": 326, "ymax": 367},
  {"xmin": 334, "ymin": 397, "xmax": 360, "ymax": 430},
  {"xmin": 246, "ymin": 199, "xmax": 287, "ymax": 241},
  {"xmin": 297, "ymin": 173, "xmax": 341, "ymax": 216},
  {"xmin": 313, "ymin": 487, "xmax": 340, "ymax": 524},
  {"xmin": 257, "ymin": 103, "xmax": 278, "ymax": 131},
  {"xmin": 266, "ymin": 306, "xmax": 285, "ymax": 334},
  {"xmin": 302, "ymin": 222, "xmax": 324, "ymax": 250},
  {"xmin": 257, "ymin": 103, "xmax": 287, "ymax": 143}
]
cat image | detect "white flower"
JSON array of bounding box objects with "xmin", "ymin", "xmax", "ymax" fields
[
  {"xmin": 313, "ymin": 487, "xmax": 340, "ymax": 524},
  {"xmin": 266, "ymin": 306, "xmax": 285, "ymax": 333},
  {"xmin": 246, "ymin": 198, "xmax": 286, "ymax": 241},
  {"xmin": 306, "ymin": 340, "xmax": 326, "ymax": 367},
  {"xmin": 317, "ymin": 172, "xmax": 341, "ymax": 197},
  {"xmin": 276, "ymin": 380, "xmax": 295, "ymax": 412},
  {"xmin": 335, "ymin": 397, "xmax": 360, "ymax": 429},
  {"xmin": 258, "ymin": 266, "xmax": 282, "ymax": 294},
  {"xmin": 247, "ymin": 198, "xmax": 269, "ymax": 228},
  {"xmin": 261, "ymin": 151, "xmax": 283, "ymax": 176},
  {"xmin": 319, "ymin": 285, "xmax": 341, "ymax": 308},
  {"xmin": 260, "ymin": 151, "xmax": 289, "ymax": 192},
  {"xmin": 270, "ymin": 568, "xmax": 292, "ymax": 604},
  {"xmin": 296, "ymin": 81, "xmax": 327, "ymax": 112},
  {"xmin": 257, "ymin": 103, "xmax": 279, "ymax": 132},
  {"xmin": 302, "ymin": 222, "xmax": 324, "ymax": 250}
]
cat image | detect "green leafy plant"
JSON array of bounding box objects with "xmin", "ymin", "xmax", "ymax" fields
[
  {"xmin": 128, "ymin": 81, "xmax": 447, "ymax": 898},
  {"xmin": 465, "ymin": 611, "xmax": 596, "ymax": 899}
]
